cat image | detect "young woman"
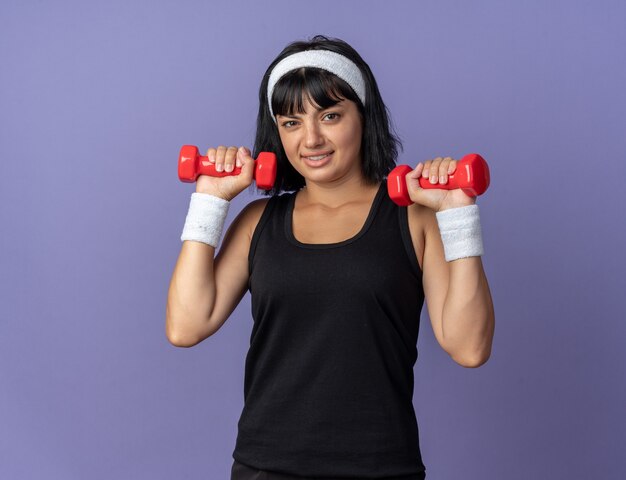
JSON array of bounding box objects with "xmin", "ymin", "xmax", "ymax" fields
[{"xmin": 167, "ymin": 35, "xmax": 495, "ymax": 480}]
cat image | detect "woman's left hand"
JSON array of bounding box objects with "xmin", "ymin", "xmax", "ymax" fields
[{"xmin": 405, "ymin": 156, "xmax": 477, "ymax": 212}]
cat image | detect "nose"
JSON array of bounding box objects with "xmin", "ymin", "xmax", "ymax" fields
[{"xmin": 303, "ymin": 120, "xmax": 324, "ymax": 149}]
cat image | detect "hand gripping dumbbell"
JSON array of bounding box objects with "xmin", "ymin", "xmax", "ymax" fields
[
  {"xmin": 387, "ymin": 153, "xmax": 490, "ymax": 206},
  {"xmin": 178, "ymin": 145, "xmax": 277, "ymax": 190}
]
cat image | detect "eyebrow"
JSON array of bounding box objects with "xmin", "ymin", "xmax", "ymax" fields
[{"xmin": 277, "ymin": 102, "xmax": 344, "ymax": 119}]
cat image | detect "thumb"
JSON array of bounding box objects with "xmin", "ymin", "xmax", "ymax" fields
[{"xmin": 405, "ymin": 162, "xmax": 425, "ymax": 198}]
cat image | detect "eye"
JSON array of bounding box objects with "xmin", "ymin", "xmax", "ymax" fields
[
  {"xmin": 324, "ymin": 113, "xmax": 340, "ymax": 121},
  {"xmin": 281, "ymin": 120, "xmax": 297, "ymax": 128}
]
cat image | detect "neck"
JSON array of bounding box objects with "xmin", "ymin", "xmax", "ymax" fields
[{"xmin": 299, "ymin": 175, "xmax": 380, "ymax": 209}]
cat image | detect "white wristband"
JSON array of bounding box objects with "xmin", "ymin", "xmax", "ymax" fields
[
  {"xmin": 180, "ymin": 193, "xmax": 230, "ymax": 248},
  {"xmin": 435, "ymin": 204, "xmax": 484, "ymax": 262}
]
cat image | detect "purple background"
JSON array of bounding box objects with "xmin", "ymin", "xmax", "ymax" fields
[{"xmin": 1, "ymin": 1, "xmax": 625, "ymax": 479}]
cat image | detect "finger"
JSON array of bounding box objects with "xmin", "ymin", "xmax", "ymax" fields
[
  {"xmin": 448, "ymin": 159, "xmax": 457, "ymax": 175},
  {"xmin": 224, "ymin": 146, "xmax": 238, "ymax": 172},
  {"xmin": 235, "ymin": 146, "xmax": 245, "ymax": 167},
  {"xmin": 238, "ymin": 146, "xmax": 252, "ymax": 161},
  {"xmin": 405, "ymin": 163, "xmax": 426, "ymax": 197},
  {"xmin": 405, "ymin": 162, "xmax": 424, "ymax": 181},
  {"xmin": 215, "ymin": 145, "xmax": 227, "ymax": 172},
  {"xmin": 422, "ymin": 159, "xmax": 433, "ymax": 179},
  {"xmin": 237, "ymin": 147, "xmax": 252, "ymax": 165},
  {"xmin": 413, "ymin": 162, "xmax": 424, "ymax": 177},
  {"xmin": 207, "ymin": 148, "xmax": 216, "ymax": 163},
  {"xmin": 440, "ymin": 157, "xmax": 453, "ymax": 184},
  {"xmin": 239, "ymin": 147, "xmax": 255, "ymax": 181},
  {"xmin": 405, "ymin": 163, "xmax": 424, "ymax": 181},
  {"xmin": 429, "ymin": 157, "xmax": 443, "ymax": 184}
]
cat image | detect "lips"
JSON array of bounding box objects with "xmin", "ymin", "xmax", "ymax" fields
[
  {"xmin": 301, "ymin": 151, "xmax": 333, "ymax": 159},
  {"xmin": 302, "ymin": 152, "xmax": 333, "ymax": 167}
]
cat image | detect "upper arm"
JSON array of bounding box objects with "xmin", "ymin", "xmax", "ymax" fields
[
  {"xmin": 408, "ymin": 203, "xmax": 450, "ymax": 354},
  {"xmin": 203, "ymin": 197, "xmax": 270, "ymax": 339}
]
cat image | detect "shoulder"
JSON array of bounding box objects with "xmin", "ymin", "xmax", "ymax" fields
[
  {"xmin": 219, "ymin": 196, "xmax": 274, "ymax": 258},
  {"xmin": 242, "ymin": 195, "xmax": 273, "ymax": 215},
  {"xmin": 237, "ymin": 196, "xmax": 275, "ymax": 241}
]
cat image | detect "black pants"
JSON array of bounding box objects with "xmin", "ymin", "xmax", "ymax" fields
[{"xmin": 230, "ymin": 459, "xmax": 426, "ymax": 480}]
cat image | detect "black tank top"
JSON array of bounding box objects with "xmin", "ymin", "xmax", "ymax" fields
[{"xmin": 233, "ymin": 182, "xmax": 426, "ymax": 479}]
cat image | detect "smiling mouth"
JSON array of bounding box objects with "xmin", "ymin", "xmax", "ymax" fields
[{"xmin": 302, "ymin": 152, "xmax": 333, "ymax": 160}]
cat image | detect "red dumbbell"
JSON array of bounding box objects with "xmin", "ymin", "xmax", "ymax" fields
[
  {"xmin": 387, "ymin": 153, "xmax": 490, "ymax": 206},
  {"xmin": 178, "ymin": 145, "xmax": 277, "ymax": 190}
]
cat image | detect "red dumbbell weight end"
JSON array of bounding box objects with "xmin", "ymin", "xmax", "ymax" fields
[
  {"xmin": 178, "ymin": 145, "xmax": 277, "ymax": 190},
  {"xmin": 387, "ymin": 153, "xmax": 490, "ymax": 206}
]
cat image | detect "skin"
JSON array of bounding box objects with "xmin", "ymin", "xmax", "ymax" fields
[{"xmin": 169, "ymin": 94, "xmax": 495, "ymax": 367}]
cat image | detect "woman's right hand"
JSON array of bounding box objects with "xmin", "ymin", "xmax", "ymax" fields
[{"xmin": 196, "ymin": 146, "xmax": 256, "ymax": 201}]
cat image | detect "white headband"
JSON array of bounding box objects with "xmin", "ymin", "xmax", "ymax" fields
[{"xmin": 267, "ymin": 50, "xmax": 366, "ymax": 123}]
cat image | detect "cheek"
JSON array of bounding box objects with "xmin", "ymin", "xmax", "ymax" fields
[
  {"xmin": 337, "ymin": 125, "xmax": 361, "ymax": 151},
  {"xmin": 278, "ymin": 133, "xmax": 294, "ymax": 154},
  {"xmin": 279, "ymin": 136, "xmax": 300, "ymax": 166}
]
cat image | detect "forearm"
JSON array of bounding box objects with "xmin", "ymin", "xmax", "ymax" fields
[
  {"xmin": 166, "ymin": 241, "xmax": 217, "ymax": 347},
  {"xmin": 441, "ymin": 256, "xmax": 495, "ymax": 366},
  {"xmin": 166, "ymin": 191, "xmax": 230, "ymax": 346}
]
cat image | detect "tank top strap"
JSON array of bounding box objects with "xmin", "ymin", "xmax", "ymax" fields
[
  {"xmin": 247, "ymin": 194, "xmax": 282, "ymax": 283},
  {"xmin": 368, "ymin": 183, "xmax": 423, "ymax": 279}
]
